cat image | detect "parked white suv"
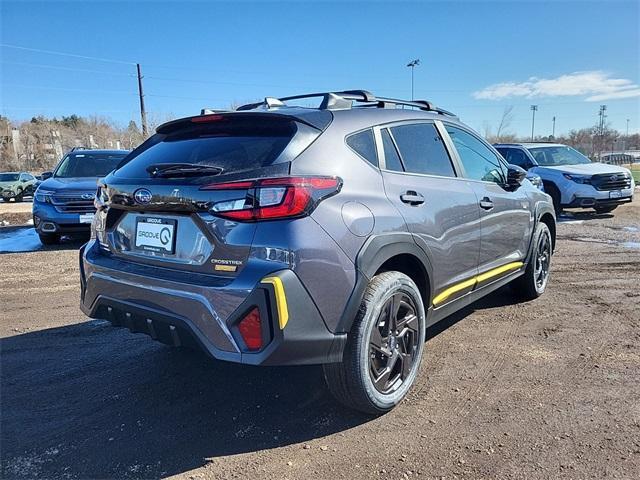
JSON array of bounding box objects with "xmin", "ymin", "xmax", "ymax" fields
[{"xmin": 495, "ymin": 143, "xmax": 635, "ymax": 214}]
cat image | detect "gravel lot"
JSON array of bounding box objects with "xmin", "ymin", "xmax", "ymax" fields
[{"xmin": 1, "ymin": 197, "xmax": 639, "ymax": 479}]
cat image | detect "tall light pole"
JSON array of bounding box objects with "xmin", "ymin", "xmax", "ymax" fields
[
  {"xmin": 552, "ymin": 116, "xmax": 556, "ymax": 138},
  {"xmin": 624, "ymin": 118, "xmax": 630, "ymax": 152},
  {"xmin": 406, "ymin": 59, "xmax": 420, "ymax": 101},
  {"xmin": 530, "ymin": 105, "xmax": 538, "ymax": 141}
]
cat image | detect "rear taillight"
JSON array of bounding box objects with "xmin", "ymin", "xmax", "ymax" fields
[
  {"xmin": 237, "ymin": 308, "xmax": 263, "ymax": 350},
  {"xmin": 201, "ymin": 176, "xmax": 341, "ymax": 221}
]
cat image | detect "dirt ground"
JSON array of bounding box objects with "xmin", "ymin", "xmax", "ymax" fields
[
  {"xmin": 1, "ymin": 197, "xmax": 639, "ymax": 480},
  {"xmin": 0, "ymin": 199, "xmax": 32, "ymax": 226}
]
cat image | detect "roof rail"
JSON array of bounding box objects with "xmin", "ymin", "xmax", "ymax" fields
[{"xmin": 236, "ymin": 90, "xmax": 457, "ymax": 117}]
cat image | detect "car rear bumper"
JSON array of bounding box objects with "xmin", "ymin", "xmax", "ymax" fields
[{"xmin": 79, "ymin": 241, "xmax": 346, "ymax": 366}]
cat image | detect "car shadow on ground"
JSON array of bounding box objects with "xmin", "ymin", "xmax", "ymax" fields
[{"xmin": 1, "ymin": 286, "xmax": 518, "ymax": 479}]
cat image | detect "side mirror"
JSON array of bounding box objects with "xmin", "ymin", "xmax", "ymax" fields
[
  {"xmin": 41, "ymin": 171, "xmax": 53, "ymax": 180},
  {"xmin": 505, "ymin": 164, "xmax": 527, "ymax": 190}
]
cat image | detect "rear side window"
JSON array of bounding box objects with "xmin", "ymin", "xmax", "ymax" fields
[
  {"xmin": 346, "ymin": 129, "xmax": 378, "ymax": 167},
  {"xmin": 389, "ymin": 123, "xmax": 455, "ymax": 177},
  {"xmin": 381, "ymin": 129, "xmax": 404, "ymax": 172},
  {"xmin": 115, "ymin": 117, "xmax": 297, "ymax": 178}
]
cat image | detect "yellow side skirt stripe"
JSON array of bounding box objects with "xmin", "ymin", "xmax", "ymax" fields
[
  {"xmin": 432, "ymin": 261, "xmax": 524, "ymax": 307},
  {"xmin": 261, "ymin": 277, "xmax": 289, "ymax": 330}
]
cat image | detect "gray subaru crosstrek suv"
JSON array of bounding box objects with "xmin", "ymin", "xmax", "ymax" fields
[{"xmin": 80, "ymin": 90, "xmax": 556, "ymax": 414}]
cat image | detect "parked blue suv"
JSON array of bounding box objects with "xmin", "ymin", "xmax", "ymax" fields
[
  {"xmin": 33, "ymin": 149, "xmax": 130, "ymax": 244},
  {"xmin": 494, "ymin": 143, "xmax": 635, "ymax": 214}
]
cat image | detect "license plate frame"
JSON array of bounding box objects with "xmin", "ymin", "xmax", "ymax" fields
[
  {"xmin": 609, "ymin": 190, "xmax": 622, "ymax": 199},
  {"xmin": 134, "ymin": 217, "xmax": 177, "ymax": 254},
  {"xmin": 79, "ymin": 213, "xmax": 95, "ymax": 224}
]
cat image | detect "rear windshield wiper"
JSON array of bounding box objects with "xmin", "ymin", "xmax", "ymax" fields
[{"xmin": 146, "ymin": 163, "xmax": 224, "ymax": 178}]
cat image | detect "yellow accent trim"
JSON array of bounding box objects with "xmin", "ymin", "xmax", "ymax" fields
[
  {"xmin": 432, "ymin": 278, "xmax": 476, "ymax": 306},
  {"xmin": 261, "ymin": 277, "xmax": 289, "ymax": 329},
  {"xmin": 432, "ymin": 261, "xmax": 524, "ymax": 307},
  {"xmin": 476, "ymin": 261, "xmax": 524, "ymax": 284},
  {"xmin": 214, "ymin": 264, "xmax": 237, "ymax": 272}
]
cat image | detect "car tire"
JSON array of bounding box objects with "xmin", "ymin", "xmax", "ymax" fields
[
  {"xmin": 544, "ymin": 183, "xmax": 562, "ymax": 215},
  {"xmin": 594, "ymin": 205, "xmax": 617, "ymax": 214},
  {"xmin": 38, "ymin": 233, "xmax": 61, "ymax": 245},
  {"xmin": 512, "ymin": 222, "xmax": 552, "ymax": 300},
  {"xmin": 323, "ymin": 271, "xmax": 426, "ymax": 415}
]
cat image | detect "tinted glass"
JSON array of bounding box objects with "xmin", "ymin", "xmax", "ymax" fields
[
  {"xmin": 527, "ymin": 146, "xmax": 591, "ymax": 166},
  {"xmin": 496, "ymin": 148, "xmax": 530, "ymax": 169},
  {"xmin": 446, "ymin": 126, "xmax": 505, "ymax": 183},
  {"xmin": 346, "ymin": 129, "xmax": 378, "ymax": 167},
  {"xmin": 390, "ymin": 123, "xmax": 455, "ymax": 177},
  {"xmin": 55, "ymin": 153, "xmax": 128, "ymax": 178},
  {"xmin": 381, "ymin": 129, "xmax": 404, "ymax": 172},
  {"xmin": 0, "ymin": 173, "xmax": 19, "ymax": 181},
  {"xmin": 116, "ymin": 118, "xmax": 296, "ymax": 178}
]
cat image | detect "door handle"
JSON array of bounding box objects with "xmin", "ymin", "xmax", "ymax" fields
[
  {"xmin": 479, "ymin": 197, "xmax": 494, "ymax": 210},
  {"xmin": 400, "ymin": 191, "xmax": 425, "ymax": 205}
]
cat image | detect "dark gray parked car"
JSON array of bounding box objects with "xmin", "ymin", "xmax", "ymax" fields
[{"xmin": 80, "ymin": 90, "xmax": 556, "ymax": 414}]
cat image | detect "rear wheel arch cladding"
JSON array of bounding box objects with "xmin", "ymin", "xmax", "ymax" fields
[{"xmin": 335, "ymin": 234, "xmax": 435, "ymax": 333}]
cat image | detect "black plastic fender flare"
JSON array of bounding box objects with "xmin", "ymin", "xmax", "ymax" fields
[{"xmin": 335, "ymin": 232, "xmax": 434, "ymax": 334}]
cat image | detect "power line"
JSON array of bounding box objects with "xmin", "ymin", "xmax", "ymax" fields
[
  {"xmin": 3, "ymin": 83, "xmax": 137, "ymax": 96},
  {"xmin": 0, "ymin": 43, "xmax": 135, "ymax": 65},
  {"xmin": 1, "ymin": 61, "xmax": 135, "ymax": 77}
]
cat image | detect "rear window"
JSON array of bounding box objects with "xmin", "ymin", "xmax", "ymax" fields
[{"xmin": 115, "ymin": 117, "xmax": 297, "ymax": 178}]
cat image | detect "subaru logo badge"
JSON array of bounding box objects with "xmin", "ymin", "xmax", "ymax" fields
[
  {"xmin": 81, "ymin": 193, "xmax": 94, "ymax": 200},
  {"xmin": 134, "ymin": 188, "xmax": 152, "ymax": 204}
]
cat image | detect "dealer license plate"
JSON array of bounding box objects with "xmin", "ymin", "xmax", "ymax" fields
[{"xmin": 134, "ymin": 217, "xmax": 176, "ymax": 254}]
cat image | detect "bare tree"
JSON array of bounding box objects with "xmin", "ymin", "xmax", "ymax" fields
[{"xmin": 496, "ymin": 106, "xmax": 515, "ymax": 140}]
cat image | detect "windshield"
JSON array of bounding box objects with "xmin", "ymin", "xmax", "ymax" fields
[
  {"xmin": 54, "ymin": 152, "xmax": 128, "ymax": 178},
  {"xmin": 527, "ymin": 146, "xmax": 592, "ymax": 166},
  {"xmin": 0, "ymin": 173, "xmax": 20, "ymax": 181}
]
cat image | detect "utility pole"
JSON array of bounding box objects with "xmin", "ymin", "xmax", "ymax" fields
[
  {"xmin": 598, "ymin": 105, "xmax": 607, "ymax": 135},
  {"xmin": 136, "ymin": 63, "xmax": 148, "ymax": 137},
  {"xmin": 530, "ymin": 105, "xmax": 538, "ymax": 141},
  {"xmin": 597, "ymin": 105, "xmax": 607, "ymax": 159},
  {"xmin": 406, "ymin": 59, "xmax": 420, "ymax": 101},
  {"xmin": 552, "ymin": 116, "xmax": 556, "ymax": 138}
]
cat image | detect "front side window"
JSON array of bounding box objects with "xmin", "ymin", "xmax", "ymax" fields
[
  {"xmin": 446, "ymin": 126, "xmax": 505, "ymax": 184},
  {"xmin": 390, "ymin": 123, "xmax": 455, "ymax": 177},
  {"xmin": 346, "ymin": 129, "xmax": 378, "ymax": 167}
]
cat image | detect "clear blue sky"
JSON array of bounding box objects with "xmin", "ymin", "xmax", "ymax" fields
[{"xmin": 1, "ymin": 1, "xmax": 639, "ymax": 137}]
